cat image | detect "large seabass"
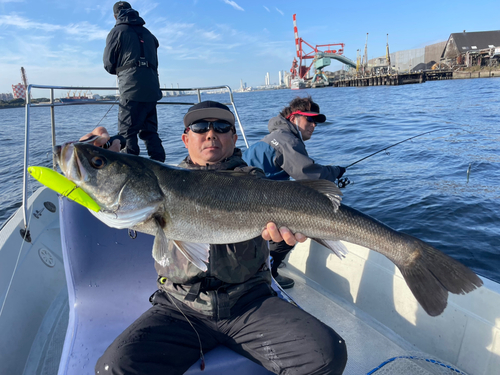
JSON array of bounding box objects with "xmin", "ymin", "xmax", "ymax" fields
[{"xmin": 55, "ymin": 143, "xmax": 483, "ymax": 317}]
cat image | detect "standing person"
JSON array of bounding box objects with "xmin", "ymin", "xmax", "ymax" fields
[
  {"xmin": 85, "ymin": 101, "xmax": 348, "ymax": 375},
  {"xmin": 242, "ymin": 96, "xmax": 346, "ymax": 289},
  {"xmin": 103, "ymin": 1, "xmax": 166, "ymax": 162}
]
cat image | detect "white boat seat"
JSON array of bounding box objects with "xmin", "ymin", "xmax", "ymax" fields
[{"xmin": 57, "ymin": 198, "xmax": 273, "ymax": 375}]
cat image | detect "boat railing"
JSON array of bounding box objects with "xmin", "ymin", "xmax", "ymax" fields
[{"xmin": 22, "ymin": 84, "xmax": 248, "ymax": 230}]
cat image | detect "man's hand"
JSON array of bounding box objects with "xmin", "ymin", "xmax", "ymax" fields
[
  {"xmin": 79, "ymin": 126, "xmax": 121, "ymax": 152},
  {"xmin": 262, "ymin": 222, "xmax": 307, "ymax": 246}
]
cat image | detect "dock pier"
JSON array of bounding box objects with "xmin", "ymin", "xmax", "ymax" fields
[{"xmin": 331, "ymin": 70, "xmax": 453, "ymax": 87}]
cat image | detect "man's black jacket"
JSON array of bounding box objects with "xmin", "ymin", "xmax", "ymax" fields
[{"xmin": 103, "ymin": 8, "xmax": 162, "ymax": 102}]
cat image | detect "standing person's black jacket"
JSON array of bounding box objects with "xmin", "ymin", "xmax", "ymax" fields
[{"xmin": 103, "ymin": 8, "xmax": 162, "ymax": 102}]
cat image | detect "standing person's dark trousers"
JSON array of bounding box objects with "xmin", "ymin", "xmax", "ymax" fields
[
  {"xmin": 118, "ymin": 99, "xmax": 166, "ymax": 162},
  {"xmin": 104, "ymin": 6, "xmax": 166, "ymax": 162}
]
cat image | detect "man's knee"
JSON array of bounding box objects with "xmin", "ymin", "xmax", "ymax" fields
[
  {"xmin": 322, "ymin": 336, "xmax": 347, "ymax": 375},
  {"xmin": 95, "ymin": 345, "xmax": 128, "ymax": 374},
  {"xmin": 301, "ymin": 325, "xmax": 347, "ymax": 375}
]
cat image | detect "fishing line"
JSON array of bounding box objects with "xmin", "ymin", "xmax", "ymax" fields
[
  {"xmin": 345, "ymin": 127, "xmax": 457, "ymax": 169},
  {"xmin": 167, "ymin": 291, "xmax": 206, "ymax": 370},
  {"xmin": 0, "ymin": 180, "xmax": 36, "ymax": 318}
]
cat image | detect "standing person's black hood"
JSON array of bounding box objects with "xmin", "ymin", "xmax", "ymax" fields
[{"xmin": 115, "ymin": 9, "xmax": 146, "ymax": 27}]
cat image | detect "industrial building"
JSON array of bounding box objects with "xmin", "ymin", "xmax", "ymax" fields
[
  {"xmin": 368, "ymin": 30, "xmax": 500, "ymax": 73},
  {"xmin": 441, "ymin": 30, "xmax": 500, "ymax": 68},
  {"xmin": 368, "ymin": 41, "xmax": 446, "ymax": 73}
]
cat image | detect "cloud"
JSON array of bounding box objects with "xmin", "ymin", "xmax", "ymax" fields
[
  {"xmin": 263, "ymin": 6, "xmax": 270, "ymax": 12},
  {"xmin": 201, "ymin": 31, "xmax": 221, "ymax": 40},
  {"xmin": 135, "ymin": 1, "xmax": 159, "ymax": 18},
  {"xmin": 153, "ymin": 22, "xmax": 196, "ymax": 42},
  {"xmin": 0, "ymin": 14, "xmax": 108, "ymax": 41},
  {"xmin": 223, "ymin": 0, "xmax": 244, "ymax": 11},
  {"xmin": 0, "ymin": 14, "xmax": 56, "ymax": 31},
  {"xmin": 65, "ymin": 21, "xmax": 109, "ymax": 41},
  {"xmin": 275, "ymin": 7, "xmax": 284, "ymax": 16}
]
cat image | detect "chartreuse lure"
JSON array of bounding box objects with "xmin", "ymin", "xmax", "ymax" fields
[{"xmin": 27, "ymin": 166, "xmax": 100, "ymax": 212}]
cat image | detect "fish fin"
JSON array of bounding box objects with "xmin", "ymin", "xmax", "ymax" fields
[
  {"xmin": 296, "ymin": 180, "xmax": 343, "ymax": 211},
  {"xmin": 312, "ymin": 239, "xmax": 348, "ymax": 259},
  {"xmin": 152, "ymin": 224, "xmax": 210, "ymax": 272},
  {"xmin": 396, "ymin": 234, "xmax": 483, "ymax": 317},
  {"xmin": 152, "ymin": 226, "xmax": 174, "ymax": 267},
  {"xmin": 171, "ymin": 240, "xmax": 210, "ymax": 272},
  {"xmin": 150, "ymin": 217, "xmax": 209, "ymax": 271}
]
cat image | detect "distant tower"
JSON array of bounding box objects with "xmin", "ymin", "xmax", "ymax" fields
[
  {"xmin": 356, "ymin": 49, "xmax": 360, "ymax": 73},
  {"xmin": 265, "ymin": 72, "xmax": 270, "ymax": 86},
  {"xmin": 386, "ymin": 34, "xmax": 391, "ymax": 72},
  {"xmin": 278, "ymin": 71, "xmax": 282, "ymax": 85},
  {"xmin": 293, "ymin": 14, "xmax": 300, "ymax": 59},
  {"xmin": 363, "ymin": 33, "xmax": 369, "ymax": 72},
  {"xmin": 21, "ymin": 67, "xmax": 29, "ymax": 88}
]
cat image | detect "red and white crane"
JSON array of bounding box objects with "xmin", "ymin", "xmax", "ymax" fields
[{"xmin": 290, "ymin": 14, "xmax": 355, "ymax": 84}]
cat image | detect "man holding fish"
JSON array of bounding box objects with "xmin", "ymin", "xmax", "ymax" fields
[
  {"xmin": 62, "ymin": 100, "xmax": 481, "ymax": 374},
  {"xmin": 85, "ymin": 101, "xmax": 348, "ymax": 374}
]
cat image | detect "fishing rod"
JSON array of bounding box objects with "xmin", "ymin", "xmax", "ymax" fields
[
  {"xmin": 345, "ymin": 127, "xmax": 456, "ymax": 169},
  {"xmin": 95, "ymin": 101, "xmax": 117, "ymax": 127},
  {"xmin": 336, "ymin": 127, "xmax": 457, "ymax": 188}
]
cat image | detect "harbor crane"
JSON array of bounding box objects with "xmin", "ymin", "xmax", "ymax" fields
[{"xmin": 290, "ymin": 14, "xmax": 356, "ymax": 86}]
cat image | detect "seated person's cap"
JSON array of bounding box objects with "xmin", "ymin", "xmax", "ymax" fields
[
  {"xmin": 290, "ymin": 102, "xmax": 326, "ymax": 123},
  {"xmin": 113, "ymin": 1, "xmax": 132, "ymax": 15},
  {"xmin": 183, "ymin": 101, "xmax": 236, "ymax": 127}
]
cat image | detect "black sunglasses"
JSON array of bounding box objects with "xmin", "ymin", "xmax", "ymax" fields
[
  {"xmin": 187, "ymin": 120, "xmax": 234, "ymax": 134},
  {"xmin": 302, "ymin": 116, "xmax": 317, "ymax": 123}
]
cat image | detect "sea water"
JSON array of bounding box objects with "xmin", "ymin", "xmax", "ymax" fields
[{"xmin": 1, "ymin": 78, "xmax": 499, "ymax": 282}]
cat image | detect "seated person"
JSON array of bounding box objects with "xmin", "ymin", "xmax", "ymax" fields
[
  {"xmin": 243, "ymin": 96, "xmax": 345, "ymax": 289},
  {"xmin": 84, "ymin": 100, "xmax": 348, "ymax": 375}
]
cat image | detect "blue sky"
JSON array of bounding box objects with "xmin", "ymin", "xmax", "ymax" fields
[{"xmin": 1, "ymin": 0, "xmax": 499, "ymax": 96}]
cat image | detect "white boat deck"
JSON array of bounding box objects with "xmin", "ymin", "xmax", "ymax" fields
[
  {"xmin": 2, "ymin": 188, "xmax": 499, "ymax": 375},
  {"xmin": 281, "ymin": 266, "xmax": 417, "ymax": 374}
]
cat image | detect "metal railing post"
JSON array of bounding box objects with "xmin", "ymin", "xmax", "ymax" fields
[
  {"xmin": 22, "ymin": 85, "xmax": 31, "ymax": 228},
  {"xmin": 50, "ymin": 89, "xmax": 57, "ymax": 170},
  {"xmin": 226, "ymin": 86, "xmax": 249, "ymax": 148}
]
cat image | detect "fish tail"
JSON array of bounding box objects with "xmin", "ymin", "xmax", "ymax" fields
[{"xmin": 398, "ymin": 234, "xmax": 483, "ymax": 317}]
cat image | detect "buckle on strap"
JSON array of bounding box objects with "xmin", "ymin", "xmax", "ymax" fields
[
  {"xmin": 138, "ymin": 57, "xmax": 149, "ymax": 67},
  {"xmin": 184, "ymin": 282, "xmax": 202, "ymax": 302},
  {"xmin": 217, "ymin": 290, "xmax": 230, "ymax": 319}
]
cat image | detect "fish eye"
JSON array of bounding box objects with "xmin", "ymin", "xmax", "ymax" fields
[{"xmin": 90, "ymin": 156, "xmax": 106, "ymax": 169}]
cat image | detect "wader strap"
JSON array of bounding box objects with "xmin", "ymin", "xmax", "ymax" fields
[
  {"xmin": 184, "ymin": 282, "xmax": 202, "ymax": 302},
  {"xmin": 115, "ymin": 26, "xmax": 156, "ymax": 73},
  {"xmin": 217, "ymin": 290, "xmax": 230, "ymax": 319}
]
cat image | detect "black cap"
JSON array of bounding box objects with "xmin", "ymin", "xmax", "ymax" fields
[
  {"xmin": 183, "ymin": 101, "xmax": 235, "ymax": 127},
  {"xmin": 302, "ymin": 102, "xmax": 326, "ymax": 123},
  {"xmin": 113, "ymin": 1, "xmax": 132, "ymax": 15}
]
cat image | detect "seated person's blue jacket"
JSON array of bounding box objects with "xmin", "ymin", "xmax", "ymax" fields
[{"xmin": 243, "ymin": 115, "xmax": 342, "ymax": 181}]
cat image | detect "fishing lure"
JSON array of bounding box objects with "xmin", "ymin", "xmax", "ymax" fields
[{"xmin": 28, "ymin": 166, "xmax": 100, "ymax": 212}]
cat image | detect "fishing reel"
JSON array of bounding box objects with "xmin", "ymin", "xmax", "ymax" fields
[{"xmin": 337, "ymin": 177, "xmax": 351, "ymax": 189}]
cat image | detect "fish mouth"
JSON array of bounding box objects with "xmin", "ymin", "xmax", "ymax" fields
[{"xmin": 53, "ymin": 142, "xmax": 86, "ymax": 183}]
